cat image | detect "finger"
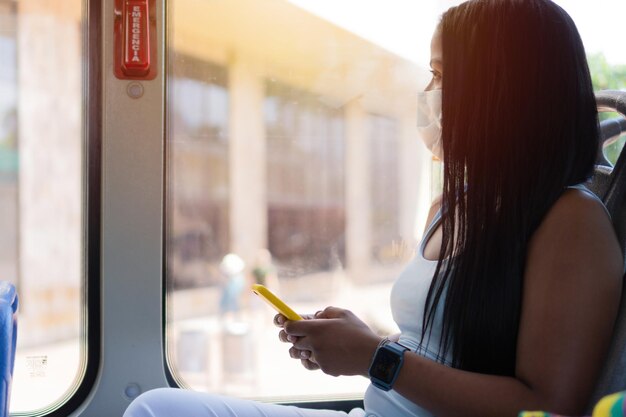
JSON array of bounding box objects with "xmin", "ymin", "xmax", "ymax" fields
[
  {"xmin": 299, "ymin": 351, "xmax": 319, "ymax": 366},
  {"xmin": 289, "ymin": 346, "xmax": 306, "ymax": 360},
  {"xmin": 278, "ymin": 329, "xmax": 298, "ymax": 343},
  {"xmin": 293, "ymin": 336, "xmax": 312, "ymax": 350},
  {"xmin": 274, "ymin": 314, "xmax": 287, "ymax": 327},
  {"xmin": 301, "ymin": 359, "xmax": 320, "ymax": 371},
  {"xmin": 317, "ymin": 306, "xmax": 347, "ymax": 319},
  {"xmin": 284, "ymin": 319, "xmax": 316, "ymax": 337}
]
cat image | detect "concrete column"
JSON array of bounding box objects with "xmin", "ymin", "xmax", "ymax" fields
[
  {"xmin": 228, "ymin": 56, "xmax": 266, "ymax": 265},
  {"xmin": 345, "ymin": 99, "xmax": 371, "ymax": 280},
  {"xmin": 17, "ymin": 1, "xmax": 82, "ymax": 344}
]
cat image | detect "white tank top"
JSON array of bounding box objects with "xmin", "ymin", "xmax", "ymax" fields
[
  {"xmin": 362, "ymin": 184, "xmax": 598, "ymax": 417},
  {"xmin": 363, "ymin": 209, "xmax": 451, "ymax": 417}
]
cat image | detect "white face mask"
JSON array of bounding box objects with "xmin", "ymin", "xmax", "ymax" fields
[{"xmin": 417, "ymin": 89, "xmax": 443, "ymax": 160}]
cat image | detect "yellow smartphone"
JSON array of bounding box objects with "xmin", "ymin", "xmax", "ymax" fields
[{"xmin": 251, "ymin": 284, "xmax": 302, "ymax": 321}]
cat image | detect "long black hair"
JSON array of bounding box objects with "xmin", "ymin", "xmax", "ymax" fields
[{"xmin": 422, "ymin": 0, "xmax": 599, "ymax": 376}]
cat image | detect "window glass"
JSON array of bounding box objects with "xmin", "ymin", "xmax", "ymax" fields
[
  {"xmin": 265, "ymin": 81, "xmax": 346, "ymax": 276},
  {"xmin": 605, "ymin": 136, "xmax": 626, "ymax": 166},
  {"xmin": 166, "ymin": 0, "xmax": 432, "ymax": 401},
  {"xmin": 588, "ymin": 53, "xmax": 626, "ymax": 165},
  {"xmin": 0, "ymin": 0, "xmax": 84, "ymax": 412},
  {"xmin": 168, "ymin": 57, "xmax": 230, "ymax": 290},
  {"xmin": 0, "ymin": 1, "xmax": 18, "ymax": 289},
  {"xmin": 368, "ymin": 114, "xmax": 400, "ymax": 264}
]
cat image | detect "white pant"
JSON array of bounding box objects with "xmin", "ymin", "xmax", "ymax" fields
[{"xmin": 123, "ymin": 388, "xmax": 367, "ymax": 417}]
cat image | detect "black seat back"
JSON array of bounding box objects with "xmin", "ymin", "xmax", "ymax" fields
[{"xmin": 587, "ymin": 90, "xmax": 626, "ymax": 410}]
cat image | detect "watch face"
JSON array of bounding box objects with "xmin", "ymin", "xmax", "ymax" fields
[{"xmin": 370, "ymin": 348, "xmax": 398, "ymax": 382}]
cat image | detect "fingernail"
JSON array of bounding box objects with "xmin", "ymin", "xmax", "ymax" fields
[
  {"xmin": 300, "ymin": 351, "xmax": 310, "ymax": 359},
  {"xmin": 287, "ymin": 335, "xmax": 296, "ymax": 343}
]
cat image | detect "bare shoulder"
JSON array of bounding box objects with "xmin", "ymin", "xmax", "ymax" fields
[
  {"xmin": 528, "ymin": 187, "xmax": 622, "ymax": 280},
  {"xmin": 536, "ymin": 188, "xmax": 619, "ymax": 249},
  {"xmin": 546, "ymin": 187, "xmax": 612, "ymax": 225}
]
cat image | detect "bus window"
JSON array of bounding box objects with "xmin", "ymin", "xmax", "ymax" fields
[
  {"xmin": 588, "ymin": 53, "xmax": 626, "ymax": 165},
  {"xmin": 0, "ymin": 0, "xmax": 87, "ymax": 413},
  {"xmin": 164, "ymin": 0, "xmax": 433, "ymax": 403}
]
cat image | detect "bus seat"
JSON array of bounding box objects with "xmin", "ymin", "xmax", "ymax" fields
[
  {"xmin": 586, "ymin": 116, "xmax": 626, "ymax": 198},
  {"xmin": 586, "ymin": 90, "xmax": 626, "ymax": 411},
  {"xmin": 0, "ymin": 282, "xmax": 18, "ymax": 417}
]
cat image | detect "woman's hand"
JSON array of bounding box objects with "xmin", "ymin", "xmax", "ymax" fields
[
  {"xmin": 281, "ymin": 307, "xmax": 382, "ymax": 377},
  {"xmin": 275, "ymin": 312, "xmax": 320, "ymax": 371}
]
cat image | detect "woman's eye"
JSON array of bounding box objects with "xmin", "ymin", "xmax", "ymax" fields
[{"xmin": 430, "ymin": 70, "xmax": 442, "ymax": 81}]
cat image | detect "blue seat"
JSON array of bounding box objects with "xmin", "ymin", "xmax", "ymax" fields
[{"xmin": 0, "ymin": 282, "xmax": 18, "ymax": 417}]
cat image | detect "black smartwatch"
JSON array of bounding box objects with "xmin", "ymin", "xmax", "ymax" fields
[{"xmin": 368, "ymin": 339, "xmax": 409, "ymax": 391}]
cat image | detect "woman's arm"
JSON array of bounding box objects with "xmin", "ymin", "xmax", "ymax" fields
[{"xmin": 285, "ymin": 189, "xmax": 623, "ymax": 417}]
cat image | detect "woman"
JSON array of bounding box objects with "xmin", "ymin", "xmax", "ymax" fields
[{"xmin": 124, "ymin": 0, "xmax": 623, "ymax": 416}]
